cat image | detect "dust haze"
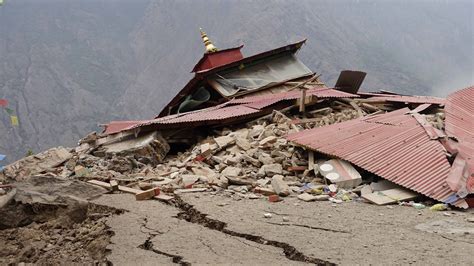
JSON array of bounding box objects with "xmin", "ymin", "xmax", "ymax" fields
[{"xmin": 0, "ymin": 0, "xmax": 472, "ymax": 160}]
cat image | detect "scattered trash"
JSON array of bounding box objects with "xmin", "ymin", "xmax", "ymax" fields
[
  {"xmin": 268, "ymin": 194, "xmax": 281, "ymax": 202},
  {"xmin": 430, "ymin": 203, "xmax": 448, "ymax": 211},
  {"xmin": 363, "ymin": 188, "xmax": 418, "ymax": 205},
  {"xmin": 319, "ymin": 159, "xmax": 362, "ymax": 189},
  {"xmin": 263, "ymin": 213, "xmax": 272, "ymax": 218}
]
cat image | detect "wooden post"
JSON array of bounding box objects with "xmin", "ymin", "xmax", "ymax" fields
[
  {"xmin": 299, "ymin": 88, "xmax": 307, "ymax": 113},
  {"xmin": 308, "ymin": 151, "xmax": 315, "ymax": 171}
]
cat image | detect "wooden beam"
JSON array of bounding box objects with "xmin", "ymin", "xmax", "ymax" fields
[
  {"xmin": 308, "ymin": 151, "xmax": 315, "ymax": 171},
  {"xmin": 136, "ymin": 187, "xmax": 161, "ymax": 201},
  {"xmin": 87, "ymin": 179, "xmax": 173, "ymax": 202},
  {"xmin": 299, "ymin": 88, "xmax": 307, "ymax": 113},
  {"xmin": 288, "ymin": 74, "xmax": 321, "ymax": 92},
  {"xmin": 360, "ymin": 103, "xmax": 380, "ymax": 112},
  {"xmin": 308, "ymin": 107, "xmax": 332, "ymax": 115},
  {"xmin": 348, "ymin": 101, "xmax": 364, "ymax": 117}
]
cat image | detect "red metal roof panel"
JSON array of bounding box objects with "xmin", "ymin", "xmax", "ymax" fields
[
  {"xmin": 444, "ymin": 86, "xmax": 474, "ymax": 197},
  {"xmin": 232, "ymin": 87, "xmax": 358, "ymax": 107},
  {"xmin": 286, "ymin": 110, "xmax": 468, "ymax": 208},
  {"xmin": 105, "ymin": 103, "xmax": 262, "ymax": 134},
  {"xmin": 445, "ymin": 86, "xmax": 474, "ymax": 143},
  {"xmin": 363, "ymin": 95, "xmax": 445, "ymax": 105},
  {"xmin": 104, "ymin": 121, "xmax": 143, "ymax": 135}
]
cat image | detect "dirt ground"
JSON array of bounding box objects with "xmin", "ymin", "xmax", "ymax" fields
[
  {"xmin": 88, "ymin": 192, "xmax": 474, "ymax": 265},
  {"xmin": 2, "ymin": 184, "xmax": 474, "ymax": 265}
]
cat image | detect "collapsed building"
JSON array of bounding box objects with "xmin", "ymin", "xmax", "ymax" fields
[{"xmin": 1, "ymin": 30, "xmax": 473, "ymax": 211}]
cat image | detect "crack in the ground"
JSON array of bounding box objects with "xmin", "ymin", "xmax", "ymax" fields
[
  {"xmin": 173, "ymin": 195, "xmax": 335, "ymax": 265},
  {"xmin": 137, "ymin": 217, "xmax": 190, "ymax": 265},
  {"xmin": 439, "ymin": 234, "xmax": 474, "ymax": 245},
  {"xmin": 265, "ymin": 221, "xmax": 351, "ymax": 234},
  {"xmin": 233, "ymin": 236, "xmax": 267, "ymax": 251},
  {"xmin": 139, "ymin": 217, "xmax": 165, "ymax": 235},
  {"xmin": 138, "ymin": 235, "xmax": 191, "ymax": 266},
  {"xmin": 198, "ymin": 236, "xmax": 219, "ymax": 256}
]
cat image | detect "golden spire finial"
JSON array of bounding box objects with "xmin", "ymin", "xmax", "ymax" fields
[{"xmin": 200, "ymin": 28, "xmax": 218, "ymax": 53}]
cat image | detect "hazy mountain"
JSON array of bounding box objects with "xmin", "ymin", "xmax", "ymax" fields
[{"xmin": 0, "ymin": 0, "xmax": 472, "ymax": 161}]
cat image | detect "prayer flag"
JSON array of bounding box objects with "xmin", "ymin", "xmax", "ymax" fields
[
  {"xmin": 10, "ymin": 115, "xmax": 18, "ymax": 126},
  {"xmin": 0, "ymin": 98, "xmax": 7, "ymax": 107},
  {"xmin": 4, "ymin": 107, "xmax": 14, "ymax": 114}
]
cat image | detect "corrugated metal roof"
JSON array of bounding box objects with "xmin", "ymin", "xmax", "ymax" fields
[
  {"xmin": 104, "ymin": 103, "xmax": 260, "ymax": 134},
  {"xmin": 444, "ymin": 86, "xmax": 474, "ymax": 195},
  {"xmin": 445, "ymin": 86, "xmax": 474, "ymax": 143},
  {"xmin": 286, "ymin": 109, "xmax": 468, "ymax": 208},
  {"xmin": 363, "ymin": 95, "xmax": 445, "ymax": 105},
  {"xmin": 104, "ymin": 121, "xmax": 144, "ymax": 135},
  {"xmin": 232, "ymin": 87, "xmax": 358, "ymax": 105},
  {"xmin": 105, "ymin": 88, "xmax": 358, "ymax": 135}
]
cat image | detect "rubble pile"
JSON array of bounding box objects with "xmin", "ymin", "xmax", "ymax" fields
[
  {"xmin": 1, "ymin": 98, "xmax": 452, "ymax": 208},
  {"xmin": 3, "ymin": 87, "xmax": 473, "ymax": 211}
]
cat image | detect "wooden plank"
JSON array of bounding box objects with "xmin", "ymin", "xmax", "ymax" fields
[
  {"xmin": 118, "ymin": 185, "xmax": 141, "ymax": 194},
  {"xmin": 362, "ymin": 188, "xmax": 418, "ymax": 205},
  {"xmin": 299, "ymin": 89, "xmax": 306, "ymax": 113},
  {"xmin": 87, "ymin": 180, "xmax": 112, "ymax": 189},
  {"xmin": 348, "ymin": 101, "xmax": 364, "ymax": 117},
  {"xmin": 136, "ymin": 187, "xmax": 161, "ymax": 200},
  {"xmin": 174, "ymin": 188, "xmax": 208, "ymax": 194},
  {"xmin": 308, "ymin": 107, "xmax": 332, "ymax": 115},
  {"xmin": 360, "ymin": 103, "xmax": 380, "ymax": 112},
  {"xmin": 287, "ymin": 74, "xmax": 320, "ymax": 92},
  {"xmin": 88, "ymin": 179, "xmax": 173, "ymax": 202},
  {"xmin": 308, "ymin": 151, "xmax": 315, "ymax": 171},
  {"xmin": 154, "ymin": 194, "xmax": 174, "ymax": 201}
]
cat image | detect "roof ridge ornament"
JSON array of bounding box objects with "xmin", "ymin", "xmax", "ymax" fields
[{"xmin": 200, "ymin": 28, "xmax": 218, "ymax": 53}]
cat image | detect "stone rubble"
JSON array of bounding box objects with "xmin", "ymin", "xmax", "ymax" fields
[{"xmin": 0, "ymin": 98, "xmax": 460, "ymax": 211}]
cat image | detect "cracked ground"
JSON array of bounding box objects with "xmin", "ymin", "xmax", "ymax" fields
[{"xmin": 93, "ymin": 193, "xmax": 474, "ymax": 265}]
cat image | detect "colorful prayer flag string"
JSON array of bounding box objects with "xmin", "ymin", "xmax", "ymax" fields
[{"xmin": 1, "ymin": 98, "xmax": 19, "ymax": 126}]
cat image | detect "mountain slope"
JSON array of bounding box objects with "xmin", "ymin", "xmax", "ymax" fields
[{"xmin": 0, "ymin": 0, "xmax": 472, "ymax": 161}]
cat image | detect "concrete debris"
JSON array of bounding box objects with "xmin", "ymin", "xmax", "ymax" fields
[
  {"xmin": 263, "ymin": 213, "xmax": 273, "ymax": 218},
  {"xmin": 2, "ymin": 147, "xmax": 72, "ymax": 181},
  {"xmin": 2, "ymin": 85, "xmax": 473, "ymax": 264},
  {"xmin": 363, "ymin": 188, "xmax": 419, "ymax": 205},
  {"xmin": 1, "ymin": 96, "xmax": 467, "ymax": 211},
  {"xmin": 221, "ymin": 166, "xmax": 242, "ymax": 177},
  {"xmin": 271, "ymin": 175, "xmax": 290, "ymax": 196},
  {"xmin": 100, "ymin": 131, "xmax": 169, "ymax": 165},
  {"xmin": 214, "ymin": 135, "xmax": 235, "ymax": 148},
  {"xmin": 262, "ymin": 164, "xmax": 283, "ymax": 176},
  {"xmin": 319, "ymin": 159, "xmax": 362, "ymax": 189}
]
